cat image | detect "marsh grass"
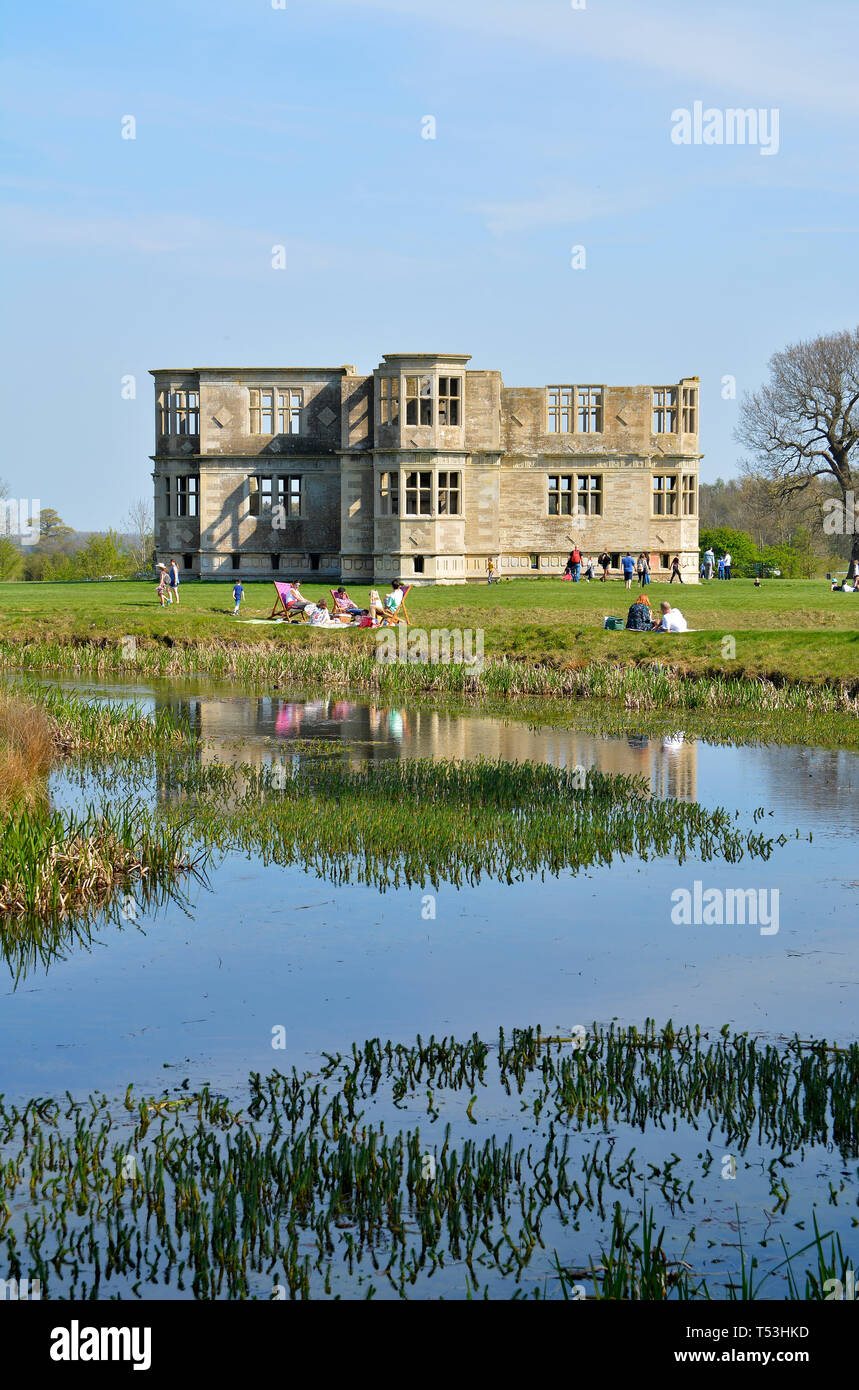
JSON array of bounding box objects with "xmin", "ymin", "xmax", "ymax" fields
[
  {"xmin": 0, "ymin": 1022, "xmax": 855, "ymax": 1300},
  {"xmin": 2, "ymin": 639, "xmax": 857, "ymax": 723},
  {"xmin": 174, "ymin": 754, "xmax": 782, "ymax": 890},
  {"xmin": 0, "ymin": 802, "xmax": 205, "ymax": 926},
  {"xmin": 0, "ymin": 688, "xmax": 55, "ymax": 812}
]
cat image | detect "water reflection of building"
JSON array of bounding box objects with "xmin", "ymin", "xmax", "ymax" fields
[{"xmin": 156, "ymin": 694, "xmax": 698, "ymax": 802}]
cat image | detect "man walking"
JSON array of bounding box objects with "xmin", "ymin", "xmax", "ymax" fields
[{"xmin": 621, "ymin": 551, "xmax": 636, "ymax": 590}]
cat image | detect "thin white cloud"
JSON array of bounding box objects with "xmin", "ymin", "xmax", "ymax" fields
[
  {"xmin": 477, "ymin": 184, "xmax": 650, "ymax": 236},
  {"xmin": 317, "ymin": 0, "xmax": 859, "ymax": 118}
]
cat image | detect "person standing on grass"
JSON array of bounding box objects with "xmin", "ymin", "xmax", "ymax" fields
[
  {"xmin": 621, "ymin": 551, "xmax": 636, "ymax": 590},
  {"xmin": 169, "ymin": 558, "xmax": 180, "ymax": 605},
  {"xmin": 717, "ymin": 555, "xmax": 725, "ymax": 580},
  {"xmin": 584, "ymin": 556, "xmax": 595, "ymax": 582},
  {"xmin": 702, "ymin": 547, "xmax": 715, "ymax": 580},
  {"xmin": 670, "ymin": 555, "xmax": 683, "ymax": 583},
  {"xmin": 598, "ymin": 551, "xmax": 611, "ymax": 582},
  {"xmin": 487, "ymin": 558, "xmax": 500, "ymax": 584},
  {"xmin": 570, "ymin": 544, "xmax": 582, "ymax": 582},
  {"xmin": 232, "ymin": 579, "xmax": 244, "ymax": 616},
  {"xmin": 156, "ymin": 563, "xmax": 170, "ymax": 606},
  {"xmin": 640, "ymin": 552, "xmax": 651, "ymax": 585},
  {"xmin": 723, "ymin": 550, "xmax": 732, "ymax": 580}
]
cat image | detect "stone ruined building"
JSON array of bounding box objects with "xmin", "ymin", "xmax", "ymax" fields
[{"xmin": 151, "ymin": 353, "xmax": 700, "ymax": 584}]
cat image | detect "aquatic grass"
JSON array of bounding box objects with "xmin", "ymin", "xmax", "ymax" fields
[
  {"xmin": 0, "ymin": 1023, "xmax": 856, "ymax": 1300},
  {"xmin": 8, "ymin": 679, "xmax": 196, "ymax": 757},
  {"xmin": 174, "ymin": 754, "xmax": 784, "ymax": 890},
  {"xmin": 1, "ymin": 639, "xmax": 856, "ymax": 723},
  {"xmin": 0, "ymin": 801, "xmax": 205, "ymax": 927}
]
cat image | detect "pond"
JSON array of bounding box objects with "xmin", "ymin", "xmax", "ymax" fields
[{"xmin": 1, "ymin": 677, "xmax": 857, "ymax": 1299}]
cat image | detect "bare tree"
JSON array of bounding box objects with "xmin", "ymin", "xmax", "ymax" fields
[
  {"xmin": 736, "ymin": 327, "xmax": 859, "ymax": 565},
  {"xmin": 122, "ymin": 497, "xmax": 155, "ymax": 573}
]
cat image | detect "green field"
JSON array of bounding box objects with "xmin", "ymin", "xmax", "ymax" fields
[{"xmin": 0, "ymin": 577, "xmax": 857, "ymax": 686}]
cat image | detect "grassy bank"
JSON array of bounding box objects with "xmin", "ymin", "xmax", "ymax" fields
[{"xmin": 0, "ymin": 578, "xmax": 857, "ymax": 688}]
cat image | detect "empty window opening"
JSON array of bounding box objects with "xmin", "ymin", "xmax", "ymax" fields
[
  {"xmin": 652, "ymin": 475, "xmax": 678, "ymax": 516},
  {"xmin": 437, "ymin": 471, "xmax": 460, "ymax": 515},
  {"xmin": 438, "ymin": 377, "xmax": 461, "ymax": 426},
  {"xmin": 405, "ymin": 376, "xmax": 433, "ymax": 426},
  {"xmin": 652, "ymin": 388, "xmax": 678, "ymax": 434},
  {"xmin": 682, "ymin": 387, "xmax": 698, "ymax": 434},
  {"xmin": 577, "ymin": 387, "xmax": 603, "ymax": 433},
  {"xmin": 404, "ymin": 470, "xmax": 432, "ymax": 516},
  {"xmin": 547, "ymin": 386, "xmax": 573, "ymax": 433}
]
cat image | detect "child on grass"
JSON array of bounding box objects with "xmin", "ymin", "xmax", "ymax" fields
[{"xmin": 232, "ymin": 580, "xmax": 244, "ymax": 616}]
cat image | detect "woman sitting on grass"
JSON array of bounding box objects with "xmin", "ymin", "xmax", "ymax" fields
[{"xmin": 625, "ymin": 594, "xmax": 653, "ymax": 631}]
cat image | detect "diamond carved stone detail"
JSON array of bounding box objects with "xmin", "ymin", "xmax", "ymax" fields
[
  {"xmin": 212, "ymin": 408, "xmax": 232, "ymax": 427},
  {"xmin": 509, "ymin": 413, "xmax": 525, "ymax": 427},
  {"xmin": 318, "ymin": 407, "xmax": 336, "ymax": 427},
  {"xmin": 180, "ymin": 441, "xmax": 194, "ymax": 454}
]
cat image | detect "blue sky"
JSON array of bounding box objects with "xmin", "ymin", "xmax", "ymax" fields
[{"xmin": 2, "ymin": 0, "xmax": 858, "ymax": 529}]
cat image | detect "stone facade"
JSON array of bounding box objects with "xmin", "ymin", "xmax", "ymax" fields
[{"xmin": 151, "ymin": 353, "xmax": 701, "ymax": 583}]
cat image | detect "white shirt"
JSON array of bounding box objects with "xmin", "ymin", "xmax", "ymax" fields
[
  {"xmin": 723, "ymin": 553, "xmax": 731, "ymax": 566},
  {"xmin": 661, "ymin": 608, "xmax": 688, "ymax": 632}
]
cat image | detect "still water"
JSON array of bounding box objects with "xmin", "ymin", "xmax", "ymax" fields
[{"xmin": 2, "ymin": 679, "xmax": 856, "ymax": 1100}]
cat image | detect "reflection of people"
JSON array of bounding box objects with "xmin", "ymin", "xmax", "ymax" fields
[
  {"xmin": 275, "ymin": 702, "xmax": 302, "ymax": 735},
  {"xmin": 656, "ymin": 601, "xmax": 688, "ymax": 632},
  {"xmin": 662, "ymin": 732, "xmax": 686, "ymax": 750}
]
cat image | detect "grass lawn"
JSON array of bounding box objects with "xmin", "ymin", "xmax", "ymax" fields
[{"xmin": 0, "ymin": 577, "xmax": 857, "ymax": 686}]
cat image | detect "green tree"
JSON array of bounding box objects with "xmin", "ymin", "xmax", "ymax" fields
[
  {"xmin": 0, "ymin": 537, "xmax": 22, "ymax": 580},
  {"xmin": 698, "ymin": 528, "xmax": 758, "ymax": 576},
  {"xmin": 38, "ymin": 508, "xmax": 74, "ymax": 540}
]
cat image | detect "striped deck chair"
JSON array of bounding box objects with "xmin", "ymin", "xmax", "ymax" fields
[
  {"xmin": 269, "ymin": 581, "xmax": 309, "ymax": 623},
  {"xmin": 330, "ymin": 588, "xmax": 361, "ymax": 624},
  {"xmin": 381, "ymin": 582, "xmax": 412, "ymax": 627}
]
